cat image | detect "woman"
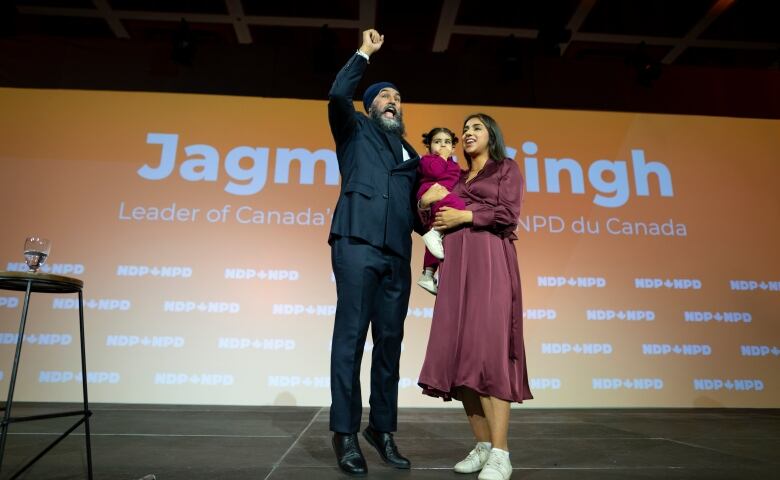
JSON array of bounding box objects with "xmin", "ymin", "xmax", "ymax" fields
[{"xmin": 418, "ymin": 113, "xmax": 532, "ymax": 480}]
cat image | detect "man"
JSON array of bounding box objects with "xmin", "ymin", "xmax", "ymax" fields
[{"xmin": 327, "ymin": 29, "xmax": 423, "ymax": 476}]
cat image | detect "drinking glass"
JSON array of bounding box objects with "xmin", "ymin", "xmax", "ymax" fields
[{"xmin": 23, "ymin": 236, "xmax": 51, "ymax": 273}]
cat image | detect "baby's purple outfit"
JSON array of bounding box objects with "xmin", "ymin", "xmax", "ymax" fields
[{"xmin": 417, "ymin": 153, "xmax": 466, "ymax": 269}]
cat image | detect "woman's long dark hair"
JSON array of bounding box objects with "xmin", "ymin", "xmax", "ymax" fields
[
  {"xmin": 422, "ymin": 127, "xmax": 458, "ymax": 152},
  {"xmin": 462, "ymin": 113, "xmax": 507, "ymax": 169}
]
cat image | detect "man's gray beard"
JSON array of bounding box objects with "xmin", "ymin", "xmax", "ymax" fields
[{"xmin": 369, "ymin": 107, "xmax": 405, "ymax": 136}]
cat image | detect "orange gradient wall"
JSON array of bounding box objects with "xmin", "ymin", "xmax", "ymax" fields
[{"xmin": 0, "ymin": 87, "xmax": 778, "ymax": 408}]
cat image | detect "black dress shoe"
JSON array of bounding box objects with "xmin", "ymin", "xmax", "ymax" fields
[
  {"xmin": 332, "ymin": 433, "xmax": 368, "ymax": 476},
  {"xmin": 362, "ymin": 425, "xmax": 411, "ymax": 469}
]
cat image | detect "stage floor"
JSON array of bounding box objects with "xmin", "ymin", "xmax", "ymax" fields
[{"xmin": 0, "ymin": 404, "xmax": 777, "ymax": 479}]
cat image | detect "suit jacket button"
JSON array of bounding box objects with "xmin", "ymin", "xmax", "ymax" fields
[{"xmin": 382, "ymin": 194, "xmax": 389, "ymax": 199}]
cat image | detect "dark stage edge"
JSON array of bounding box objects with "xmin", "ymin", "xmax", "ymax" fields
[{"xmin": 0, "ymin": 404, "xmax": 777, "ymax": 479}]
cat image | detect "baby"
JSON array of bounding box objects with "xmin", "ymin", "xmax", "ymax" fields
[{"xmin": 416, "ymin": 127, "xmax": 466, "ymax": 295}]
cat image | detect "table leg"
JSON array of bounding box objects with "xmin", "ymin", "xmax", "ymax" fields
[
  {"xmin": 77, "ymin": 289, "xmax": 93, "ymax": 479},
  {"xmin": 0, "ymin": 280, "xmax": 33, "ymax": 473}
]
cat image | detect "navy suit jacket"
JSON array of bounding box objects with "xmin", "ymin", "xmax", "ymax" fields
[{"xmin": 328, "ymin": 53, "xmax": 424, "ymax": 260}]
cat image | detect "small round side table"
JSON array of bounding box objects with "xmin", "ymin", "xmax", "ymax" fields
[{"xmin": 0, "ymin": 271, "xmax": 93, "ymax": 479}]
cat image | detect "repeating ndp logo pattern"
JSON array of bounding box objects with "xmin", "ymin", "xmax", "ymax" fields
[
  {"xmin": 523, "ymin": 272, "xmax": 771, "ymax": 399},
  {"xmin": 1, "ymin": 260, "xmax": 774, "ymax": 405}
]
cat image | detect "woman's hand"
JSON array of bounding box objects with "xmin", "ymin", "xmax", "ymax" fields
[
  {"xmin": 433, "ymin": 207, "xmax": 472, "ymax": 231},
  {"xmin": 419, "ymin": 183, "xmax": 449, "ymax": 208}
]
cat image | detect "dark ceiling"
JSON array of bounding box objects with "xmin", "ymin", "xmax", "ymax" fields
[
  {"xmin": 2, "ymin": 0, "xmax": 779, "ymax": 117},
  {"xmin": 9, "ymin": 0, "xmax": 779, "ymax": 65}
]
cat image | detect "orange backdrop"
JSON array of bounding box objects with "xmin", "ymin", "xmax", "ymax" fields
[{"xmin": 0, "ymin": 87, "xmax": 778, "ymax": 408}]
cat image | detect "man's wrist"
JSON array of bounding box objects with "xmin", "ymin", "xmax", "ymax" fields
[{"xmin": 356, "ymin": 49, "xmax": 370, "ymax": 61}]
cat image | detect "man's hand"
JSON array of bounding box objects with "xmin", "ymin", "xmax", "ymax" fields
[
  {"xmin": 359, "ymin": 29, "xmax": 384, "ymax": 57},
  {"xmin": 433, "ymin": 207, "xmax": 472, "ymax": 231},
  {"xmin": 419, "ymin": 183, "xmax": 449, "ymax": 208}
]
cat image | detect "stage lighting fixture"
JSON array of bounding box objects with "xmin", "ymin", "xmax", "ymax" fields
[
  {"xmin": 627, "ymin": 42, "xmax": 661, "ymax": 87},
  {"xmin": 313, "ymin": 24, "xmax": 339, "ymax": 74},
  {"xmin": 172, "ymin": 18, "xmax": 195, "ymax": 66},
  {"xmin": 0, "ymin": 2, "xmax": 16, "ymax": 37},
  {"xmin": 498, "ymin": 34, "xmax": 523, "ymax": 80},
  {"xmin": 536, "ymin": 24, "xmax": 572, "ymax": 57}
]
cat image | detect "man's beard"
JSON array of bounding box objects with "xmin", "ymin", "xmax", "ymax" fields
[{"xmin": 369, "ymin": 104, "xmax": 405, "ymax": 136}]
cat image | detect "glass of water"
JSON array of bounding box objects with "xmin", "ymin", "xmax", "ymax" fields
[{"xmin": 24, "ymin": 236, "xmax": 51, "ymax": 273}]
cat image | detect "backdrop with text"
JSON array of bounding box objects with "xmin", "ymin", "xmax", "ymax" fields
[{"xmin": 0, "ymin": 87, "xmax": 778, "ymax": 408}]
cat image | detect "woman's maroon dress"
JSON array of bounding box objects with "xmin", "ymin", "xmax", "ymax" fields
[{"xmin": 418, "ymin": 158, "xmax": 533, "ymax": 403}]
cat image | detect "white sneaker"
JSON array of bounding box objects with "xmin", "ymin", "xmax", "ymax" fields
[
  {"xmin": 422, "ymin": 229, "xmax": 444, "ymax": 259},
  {"xmin": 477, "ymin": 449, "xmax": 512, "ymax": 480},
  {"xmin": 454, "ymin": 443, "xmax": 490, "ymax": 474},
  {"xmin": 416, "ymin": 272, "xmax": 438, "ymax": 295}
]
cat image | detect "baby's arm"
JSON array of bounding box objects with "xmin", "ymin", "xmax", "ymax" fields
[{"xmin": 419, "ymin": 153, "xmax": 449, "ymax": 180}]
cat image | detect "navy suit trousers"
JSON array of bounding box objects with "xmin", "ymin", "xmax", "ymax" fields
[{"xmin": 329, "ymin": 236, "xmax": 411, "ymax": 433}]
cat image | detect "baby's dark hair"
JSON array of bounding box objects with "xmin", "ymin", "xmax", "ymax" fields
[{"xmin": 422, "ymin": 127, "xmax": 459, "ymax": 151}]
